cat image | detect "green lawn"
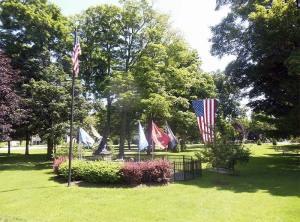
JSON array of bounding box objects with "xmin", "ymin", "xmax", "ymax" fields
[{"xmin": 0, "ymin": 145, "xmax": 299, "ymax": 222}]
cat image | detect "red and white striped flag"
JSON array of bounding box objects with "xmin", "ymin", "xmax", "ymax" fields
[
  {"xmin": 72, "ymin": 31, "xmax": 81, "ymax": 77},
  {"xmin": 192, "ymin": 99, "xmax": 217, "ymax": 143}
]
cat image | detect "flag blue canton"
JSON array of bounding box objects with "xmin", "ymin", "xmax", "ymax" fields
[{"xmin": 192, "ymin": 100, "xmax": 204, "ymax": 117}]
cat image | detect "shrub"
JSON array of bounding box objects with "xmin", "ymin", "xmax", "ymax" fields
[
  {"xmin": 58, "ymin": 160, "xmax": 122, "ymax": 184},
  {"xmin": 55, "ymin": 144, "xmax": 80, "ymax": 158},
  {"xmin": 196, "ymin": 138, "xmax": 250, "ymax": 171},
  {"xmin": 121, "ymin": 160, "xmax": 172, "ymax": 185},
  {"xmin": 290, "ymin": 136, "xmax": 300, "ymax": 143},
  {"xmin": 121, "ymin": 162, "xmax": 143, "ymax": 184},
  {"xmin": 272, "ymin": 139, "xmax": 277, "ymax": 145},
  {"xmin": 179, "ymin": 139, "xmax": 187, "ymax": 151},
  {"xmin": 53, "ymin": 156, "xmax": 67, "ymax": 174},
  {"xmin": 257, "ymin": 139, "xmax": 262, "ymax": 145}
]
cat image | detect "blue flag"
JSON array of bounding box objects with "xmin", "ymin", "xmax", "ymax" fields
[
  {"xmin": 79, "ymin": 128, "xmax": 95, "ymax": 146},
  {"xmin": 138, "ymin": 121, "xmax": 148, "ymax": 151},
  {"xmin": 166, "ymin": 122, "xmax": 177, "ymax": 149}
]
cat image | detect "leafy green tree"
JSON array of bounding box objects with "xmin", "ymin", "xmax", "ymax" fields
[
  {"xmin": 248, "ymin": 112, "xmax": 277, "ymax": 141},
  {"xmin": 78, "ymin": 4, "xmax": 123, "ymax": 153},
  {"xmin": 211, "ymin": 0, "xmax": 300, "ymax": 137},
  {"xmin": 78, "ymin": 0, "xmax": 169, "ymax": 157},
  {"xmin": 23, "ymin": 65, "xmax": 89, "ymax": 157},
  {"xmin": 0, "ymin": 0, "xmax": 71, "ymax": 80},
  {"xmin": 0, "ymin": 0, "xmax": 72, "ymax": 155},
  {"xmin": 78, "ymin": 1, "xmax": 218, "ymax": 157},
  {"xmin": 196, "ymin": 136, "xmax": 250, "ymax": 171},
  {"xmin": 213, "ymin": 72, "xmax": 245, "ymax": 120}
]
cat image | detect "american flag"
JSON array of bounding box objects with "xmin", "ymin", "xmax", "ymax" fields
[
  {"xmin": 72, "ymin": 31, "xmax": 81, "ymax": 77},
  {"xmin": 192, "ymin": 99, "xmax": 217, "ymax": 143}
]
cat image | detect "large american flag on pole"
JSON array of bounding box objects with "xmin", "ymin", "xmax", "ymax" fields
[
  {"xmin": 72, "ymin": 30, "xmax": 81, "ymax": 77},
  {"xmin": 192, "ymin": 99, "xmax": 217, "ymax": 143}
]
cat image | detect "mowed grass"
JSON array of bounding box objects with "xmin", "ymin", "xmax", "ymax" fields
[{"xmin": 0, "ymin": 145, "xmax": 299, "ymax": 222}]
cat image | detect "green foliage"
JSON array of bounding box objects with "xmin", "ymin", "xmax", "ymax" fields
[
  {"xmin": 213, "ymin": 72, "xmax": 245, "ymax": 120},
  {"xmin": 77, "ymin": 1, "xmax": 217, "ymax": 154},
  {"xmin": 196, "ymin": 137, "xmax": 250, "ymax": 170},
  {"xmin": 0, "ymin": 0, "xmax": 73, "ymax": 154},
  {"xmin": 257, "ymin": 139, "xmax": 262, "ymax": 146},
  {"xmin": 197, "ymin": 139, "xmax": 250, "ymax": 170},
  {"xmin": 249, "ymin": 112, "xmax": 277, "ymax": 140},
  {"xmin": 58, "ymin": 160, "xmax": 122, "ymax": 184},
  {"xmin": 23, "ymin": 65, "xmax": 90, "ymax": 155},
  {"xmin": 0, "ymin": 0, "xmax": 71, "ymax": 80},
  {"xmin": 178, "ymin": 139, "xmax": 187, "ymax": 152},
  {"xmin": 290, "ymin": 136, "xmax": 300, "ymax": 143},
  {"xmin": 54, "ymin": 144, "xmax": 83, "ymax": 159},
  {"xmin": 211, "ymin": 0, "xmax": 300, "ymax": 137}
]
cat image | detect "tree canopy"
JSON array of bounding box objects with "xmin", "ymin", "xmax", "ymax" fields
[{"xmin": 211, "ymin": 0, "xmax": 300, "ymax": 136}]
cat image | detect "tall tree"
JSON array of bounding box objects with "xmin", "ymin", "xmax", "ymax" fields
[
  {"xmin": 211, "ymin": 0, "xmax": 300, "ymax": 136},
  {"xmin": 78, "ymin": 0, "xmax": 165, "ymax": 157},
  {"xmin": 79, "ymin": 4, "xmax": 123, "ymax": 153},
  {"xmin": 0, "ymin": 0, "xmax": 72, "ymax": 155},
  {"xmin": 78, "ymin": 1, "xmax": 218, "ymax": 157},
  {"xmin": 213, "ymin": 72, "xmax": 245, "ymax": 120},
  {"xmin": 0, "ymin": 0, "xmax": 70, "ymax": 80},
  {"xmin": 23, "ymin": 65, "xmax": 89, "ymax": 157}
]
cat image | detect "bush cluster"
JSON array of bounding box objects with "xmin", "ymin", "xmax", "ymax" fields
[
  {"xmin": 257, "ymin": 139, "xmax": 262, "ymax": 145},
  {"xmin": 53, "ymin": 156, "xmax": 67, "ymax": 174},
  {"xmin": 121, "ymin": 160, "xmax": 172, "ymax": 185},
  {"xmin": 56, "ymin": 159, "xmax": 173, "ymax": 185},
  {"xmin": 58, "ymin": 160, "xmax": 122, "ymax": 184},
  {"xmin": 196, "ymin": 138, "xmax": 250, "ymax": 170}
]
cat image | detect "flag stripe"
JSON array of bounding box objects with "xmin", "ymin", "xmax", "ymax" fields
[
  {"xmin": 192, "ymin": 99, "xmax": 217, "ymax": 143},
  {"xmin": 72, "ymin": 31, "xmax": 81, "ymax": 77}
]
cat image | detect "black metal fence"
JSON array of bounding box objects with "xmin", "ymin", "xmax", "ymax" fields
[{"xmin": 172, "ymin": 158, "xmax": 202, "ymax": 181}]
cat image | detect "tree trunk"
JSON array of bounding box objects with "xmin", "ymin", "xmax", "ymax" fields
[
  {"xmin": 119, "ymin": 110, "xmax": 127, "ymax": 159},
  {"xmin": 8, "ymin": 141, "xmax": 11, "ymax": 155},
  {"xmin": 95, "ymin": 46, "xmax": 112, "ymax": 154},
  {"xmin": 95, "ymin": 96, "xmax": 112, "ymax": 155},
  {"xmin": 126, "ymin": 118, "xmax": 131, "ymax": 150},
  {"xmin": 25, "ymin": 130, "xmax": 29, "ymax": 155},
  {"xmin": 127, "ymin": 139, "xmax": 131, "ymax": 150},
  {"xmin": 47, "ymin": 138, "xmax": 54, "ymax": 159}
]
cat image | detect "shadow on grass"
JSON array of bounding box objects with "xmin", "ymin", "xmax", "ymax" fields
[
  {"xmin": 0, "ymin": 153, "xmax": 52, "ymax": 171},
  {"xmin": 48, "ymin": 173, "xmax": 168, "ymax": 189},
  {"xmin": 0, "ymin": 185, "xmax": 61, "ymax": 193},
  {"xmin": 177, "ymin": 154, "xmax": 300, "ymax": 197}
]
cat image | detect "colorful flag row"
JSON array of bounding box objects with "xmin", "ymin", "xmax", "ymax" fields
[{"xmin": 138, "ymin": 121, "xmax": 178, "ymax": 151}]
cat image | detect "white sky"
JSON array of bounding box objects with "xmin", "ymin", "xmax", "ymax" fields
[{"xmin": 51, "ymin": 0, "xmax": 234, "ymax": 72}]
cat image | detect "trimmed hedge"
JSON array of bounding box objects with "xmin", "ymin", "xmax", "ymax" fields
[
  {"xmin": 56, "ymin": 159, "xmax": 172, "ymax": 185},
  {"xmin": 58, "ymin": 160, "xmax": 122, "ymax": 184}
]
